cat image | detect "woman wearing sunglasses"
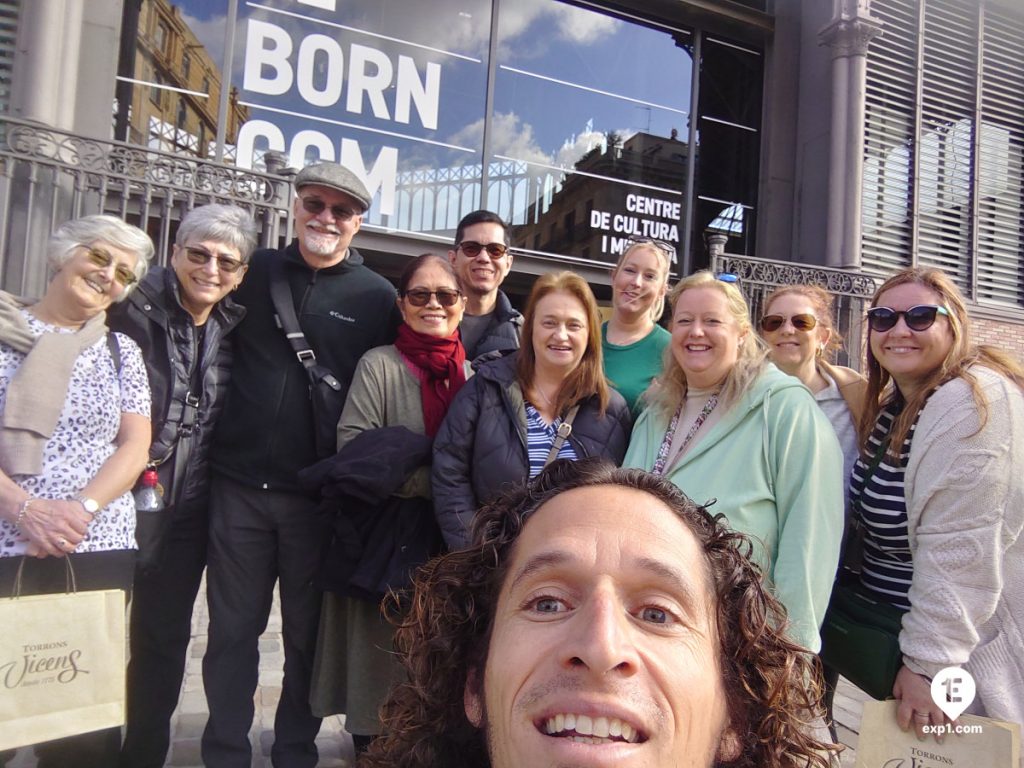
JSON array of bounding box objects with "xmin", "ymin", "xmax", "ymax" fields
[
  {"xmin": 308, "ymin": 253, "xmax": 470, "ymax": 755},
  {"xmin": 108, "ymin": 204, "xmax": 257, "ymax": 768},
  {"xmin": 0, "ymin": 215, "xmax": 153, "ymax": 767},
  {"xmin": 759, "ymin": 285, "xmax": 866, "ymax": 509},
  {"xmin": 623, "ymin": 271, "xmax": 844, "ymax": 654},
  {"xmin": 602, "ymin": 237, "xmax": 672, "ymax": 411},
  {"xmin": 432, "ymin": 271, "xmax": 632, "ymax": 549},
  {"xmin": 854, "ymin": 267, "xmax": 1024, "ymax": 737}
]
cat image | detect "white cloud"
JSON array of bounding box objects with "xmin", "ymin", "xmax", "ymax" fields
[{"xmin": 447, "ymin": 112, "xmax": 550, "ymax": 167}]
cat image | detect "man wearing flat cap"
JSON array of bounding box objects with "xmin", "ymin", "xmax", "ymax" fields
[{"xmin": 202, "ymin": 163, "xmax": 399, "ymax": 767}]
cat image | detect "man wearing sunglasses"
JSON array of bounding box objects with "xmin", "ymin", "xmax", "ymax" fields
[
  {"xmin": 447, "ymin": 210, "xmax": 522, "ymax": 365},
  {"xmin": 202, "ymin": 162, "xmax": 400, "ymax": 768}
]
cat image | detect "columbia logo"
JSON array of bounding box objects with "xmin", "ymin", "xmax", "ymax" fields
[{"xmin": 329, "ymin": 311, "xmax": 355, "ymax": 323}]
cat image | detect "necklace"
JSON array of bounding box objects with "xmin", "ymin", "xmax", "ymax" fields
[
  {"xmin": 532, "ymin": 385, "xmax": 557, "ymax": 408},
  {"xmin": 651, "ymin": 393, "xmax": 719, "ymax": 475}
]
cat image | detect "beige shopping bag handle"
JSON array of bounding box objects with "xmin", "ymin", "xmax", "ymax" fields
[{"xmin": 11, "ymin": 555, "xmax": 77, "ymax": 598}]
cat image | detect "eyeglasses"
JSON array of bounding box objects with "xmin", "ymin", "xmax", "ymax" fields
[
  {"xmin": 82, "ymin": 245, "xmax": 138, "ymax": 288},
  {"xmin": 760, "ymin": 313, "xmax": 818, "ymax": 332},
  {"xmin": 184, "ymin": 246, "xmax": 246, "ymax": 274},
  {"xmin": 626, "ymin": 235, "xmax": 677, "ymax": 260},
  {"xmin": 299, "ymin": 196, "xmax": 359, "ymax": 222},
  {"xmin": 866, "ymin": 304, "xmax": 950, "ymax": 332},
  {"xmin": 456, "ymin": 241, "xmax": 508, "ymax": 259},
  {"xmin": 402, "ymin": 288, "xmax": 463, "ymax": 307}
]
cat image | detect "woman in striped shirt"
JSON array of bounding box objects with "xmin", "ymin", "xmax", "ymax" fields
[
  {"xmin": 853, "ymin": 266, "xmax": 1024, "ymax": 737},
  {"xmin": 432, "ymin": 272, "xmax": 632, "ymax": 550}
]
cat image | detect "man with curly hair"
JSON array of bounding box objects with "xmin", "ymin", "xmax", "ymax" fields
[{"xmin": 363, "ymin": 458, "xmax": 839, "ymax": 768}]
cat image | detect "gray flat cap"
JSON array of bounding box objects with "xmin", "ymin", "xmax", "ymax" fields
[{"xmin": 294, "ymin": 162, "xmax": 372, "ymax": 211}]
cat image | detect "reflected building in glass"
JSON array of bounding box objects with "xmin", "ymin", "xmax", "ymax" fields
[{"xmin": 2, "ymin": 0, "xmax": 1024, "ymax": 354}]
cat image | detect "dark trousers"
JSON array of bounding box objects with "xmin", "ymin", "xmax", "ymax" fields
[
  {"xmin": 201, "ymin": 474, "xmax": 329, "ymax": 768},
  {"xmin": 118, "ymin": 502, "xmax": 209, "ymax": 768},
  {"xmin": 0, "ymin": 551, "xmax": 134, "ymax": 768}
]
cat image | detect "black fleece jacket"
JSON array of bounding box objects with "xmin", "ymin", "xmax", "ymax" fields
[{"xmin": 212, "ymin": 242, "xmax": 399, "ymax": 491}]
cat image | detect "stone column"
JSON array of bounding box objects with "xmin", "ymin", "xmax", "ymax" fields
[{"xmin": 819, "ymin": 0, "xmax": 882, "ymax": 268}]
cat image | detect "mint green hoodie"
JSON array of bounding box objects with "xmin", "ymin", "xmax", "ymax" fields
[{"xmin": 624, "ymin": 363, "xmax": 844, "ymax": 652}]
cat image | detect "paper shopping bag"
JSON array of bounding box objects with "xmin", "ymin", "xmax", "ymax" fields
[
  {"xmin": 0, "ymin": 588, "xmax": 126, "ymax": 751},
  {"xmin": 855, "ymin": 700, "xmax": 1021, "ymax": 768}
]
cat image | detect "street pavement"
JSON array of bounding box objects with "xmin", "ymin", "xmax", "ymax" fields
[{"xmin": 9, "ymin": 580, "xmax": 870, "ymax": 767}]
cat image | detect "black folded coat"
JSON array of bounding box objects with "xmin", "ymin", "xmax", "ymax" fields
[{"xmin": 298, "ymin": 426, "xmax": 442, "ymax": 600}]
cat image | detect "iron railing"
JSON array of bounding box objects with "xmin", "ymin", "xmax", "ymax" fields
[
  {"xmin": 712, "ymin": 252, "xmax": 879, "ymax": 369},
  {"xmin": 0, "ymin": 115, "xmax": 293, "ymax": 297}
]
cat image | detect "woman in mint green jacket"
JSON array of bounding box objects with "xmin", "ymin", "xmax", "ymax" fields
[{"xmin": 623, "ymin": 271, "xmax": 844, "ymax": 653}]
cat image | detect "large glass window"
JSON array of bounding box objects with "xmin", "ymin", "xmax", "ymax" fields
[
  {"xmin": 494, "ymin": 3, "xmax": 694, "ymax": 269},
  {"xmin": 116, "ymin": 0, "xmax": 241, "ymax": 160},
  {"xmin": 113, "ymin": 0, "xmax": 763, "ymax": 260},
  {"xmin": 693, "ymin": 36, "xmax": 762, "ymax": 264},
  {"xmin": 234, "ymin": 0, "xmax": 492, "ymax": 241}
]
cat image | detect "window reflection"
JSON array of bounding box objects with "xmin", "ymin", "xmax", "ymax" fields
[
  {"xmin": 113, "ymin": 0, "xmax": 762, "ymax": 261},
  {"xmin": 494, "ymin": 2, "xmax": 693, "ymax": 267}
]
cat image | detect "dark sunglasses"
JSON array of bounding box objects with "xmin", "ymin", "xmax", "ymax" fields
[
  {"xmin": 402, "ymin": 288, "xmax": 463, "ymax": 307},
  {"xmin": 866, "ymin": 304, "xmax": 950, "ymax": 332},
  {"xmin": 457, "ymin": 241, "xmax": 508, "ymax": 259},
  {"xmin": 184, "ymin": 246, "xmax": 246, "ymax": 274},
  {"xmin": 299, "ymin": 196, "xmax": 358, "ymax": 222},
  {"xmin": 82, "ymin": 245, "xmax": 138, "ymax": 288},
  {"xmin": 626, "ymin": 235, "xmax": 676, "ymax": 259},
  {"xmin": 760, "ymin": 313, "xmax": 818, "ymax": 332}
]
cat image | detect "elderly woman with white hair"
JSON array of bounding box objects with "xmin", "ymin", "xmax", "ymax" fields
[{"xmin": 0, "ymin": 214, "xmax": 153, "ymax": 767}]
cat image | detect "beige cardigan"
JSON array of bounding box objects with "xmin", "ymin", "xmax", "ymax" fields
[{"xmin": 901, "ymin": 366, "xmax": 1024, "ymax": 724}]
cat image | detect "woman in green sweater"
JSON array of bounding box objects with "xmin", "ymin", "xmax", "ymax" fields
[{"xmin": 601, "ymin": 236, "xmax": 671, "ymax": 411}]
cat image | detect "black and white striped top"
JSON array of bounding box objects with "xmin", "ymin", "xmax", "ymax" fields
[
  {"xmin": 525, "ymin": 402, "xmax": 578, "ymax": 478},
  {"xmin": 849, "ymin": 403, "xmax": 919, "ymax": 611}
]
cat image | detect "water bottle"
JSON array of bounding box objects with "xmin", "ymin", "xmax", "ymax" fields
[{"xmin": 133, "ymin": 469, "xmax": 164, "ymax": 512}]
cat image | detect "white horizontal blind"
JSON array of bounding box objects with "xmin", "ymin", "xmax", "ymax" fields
[
  {"xmin": 915, "ymin": 0, "xmax": 976, "ymax": 293},
  {"xmin": 863, "ymin": 0, "xmax": 1024, "ymax": 308},
  {"xmin": 862, "ymin": 0, "xmax": 918, "ymax": 274},
  {"xmin": 0, "ymin": 0, "xmax": 18, "ymax": 117},
  {"xmin": 975, "ymin": 4, "xmax": 1024, "ymax": 306}
]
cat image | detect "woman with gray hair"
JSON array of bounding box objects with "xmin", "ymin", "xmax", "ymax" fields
[
  {"xmin": 0, "ymin": 214, "xmax": 153, "ymax": 767},
  {"xmin": 109, "ymin": 203, "xmax": 257, "ymax": 768}
]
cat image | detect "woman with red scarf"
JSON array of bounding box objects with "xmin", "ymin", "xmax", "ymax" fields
[{"xmin": 308, "ymin": 253, "xmax": 469, "ymax": 755}]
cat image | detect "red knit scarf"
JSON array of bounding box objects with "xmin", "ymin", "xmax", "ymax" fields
[{"xmin": 394, "ymin": 324, "xmax": 467, "ymax": 437}]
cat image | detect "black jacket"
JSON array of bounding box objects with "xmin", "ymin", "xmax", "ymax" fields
[
  {"xmin": 298, "ymin": 426, "xmax": 441, "ymax": 599},
  {"xmin": 466, "ymin": 289, "xmax": 523, "ymax": 368},
  {"xmin": 212, "ymin": 242, "xmax": 400, "ymax": 491},
  {"xmin": 432, "ymin": 353, "xmax": 632, "ymax": 548},
  {"xmin": 107, "ymin": 266, "xmax": 245, "ymax": 510}
]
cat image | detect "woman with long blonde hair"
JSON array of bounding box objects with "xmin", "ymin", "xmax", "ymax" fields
[
  {"xmin": 624, "ymin": 271, "xmax": 844, "ymax": 653},
  {"xmin": 851, "ymin": 266, "xmax": 1024, "ymax": 737},
  {"xmin": 601, "ymin": 237, "xmax": 672, "ymax": 411}
]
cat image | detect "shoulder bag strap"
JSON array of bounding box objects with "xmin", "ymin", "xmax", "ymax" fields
[
  {"xmin": 106, "ymin": 332, "xmax": 122, "ymax": 375},
  {"xmin": 543, "ymin": 404, "xmax": 581, "ymax": 468},
  {"xmin": 269, "ymin": 259, "xmax": 316, "ymax": 382},
  {"xmin": 268, "ymin": 259, "xmax": 342, "ymax": 393}
]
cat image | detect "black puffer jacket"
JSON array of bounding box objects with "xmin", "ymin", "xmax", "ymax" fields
[
  {"xmin": 467, "ymin": 289, "xmax": 523, "ymax": 368},
  {"xmin": 432, "ymin": 353, "xmax": 632, "ymax": 548},
  {"xmin": 107, "ymin": 266, "xmax": 245, "ymax": 510}
]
